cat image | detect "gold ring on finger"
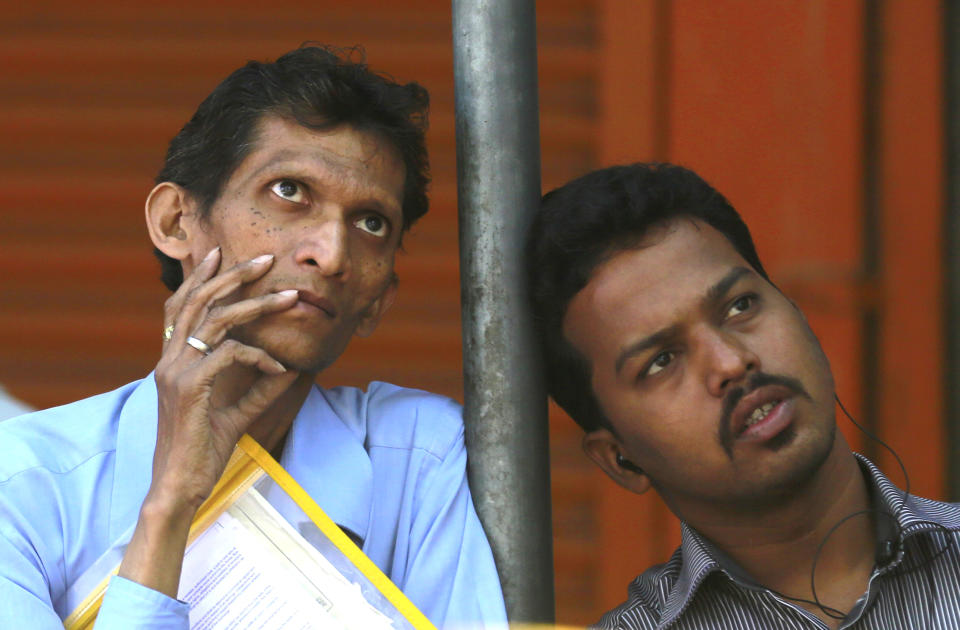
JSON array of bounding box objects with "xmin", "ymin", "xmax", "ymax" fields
[{"xmin": 162, "ymin": 324, "xmax": 175, "ymax": 341}]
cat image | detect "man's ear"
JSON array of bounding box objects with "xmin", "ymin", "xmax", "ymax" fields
[
  {"xmin": 582, "ymin": 428, "xmax": 653, "ymax": 495},
  {"xmin": 355, "ymin": 275, "xmax": 398, "ymax": 338},
  {"xmin": 144, "ymin": 182, "xmax": 199, "ymax": 262}
]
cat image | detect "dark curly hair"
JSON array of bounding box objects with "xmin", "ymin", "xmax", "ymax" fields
[
  {"xmin": 525, "ymin": 163, "xmax": 769, "ymax": 433},
  {"xmin": 154, "ymin": 44, "xmax": 430, "ymax": 290}
]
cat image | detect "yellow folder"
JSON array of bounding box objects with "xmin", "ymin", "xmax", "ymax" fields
[{"xmin": 63, "ymin": 434, "xmax": 436, "ymax": 630}]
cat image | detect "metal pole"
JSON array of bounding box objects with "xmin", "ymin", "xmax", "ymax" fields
[{"xmin": 452, "ymin": 0, "xmax": 554, "ymax": 623}]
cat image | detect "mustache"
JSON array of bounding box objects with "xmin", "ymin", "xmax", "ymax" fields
[{"xmin": 718, "ymin": 372, "xmax": 811, "ymax": 458}]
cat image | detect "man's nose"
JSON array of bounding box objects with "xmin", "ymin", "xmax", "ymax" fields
[
  {"xmin": 700, "ymin": 327, "xmax": 760, "ymax": 397},
  {"xmin": 294, "ymin": 217, "xmax": 350, "ymax": 279}
]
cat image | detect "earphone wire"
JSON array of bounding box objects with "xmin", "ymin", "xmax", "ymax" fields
[
  {"xmin": 771, "ymin": 394, "xmax": 913, "ymax": 620},
  {"xmin": 792, "ymin": 394, "xmax": 955, "ymax": 620},
  {"xmin": 834, "ymin": 394, "xmax": 909, "ymax": 516}
]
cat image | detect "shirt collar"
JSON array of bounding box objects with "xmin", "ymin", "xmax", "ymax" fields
[
  {"xmin": 277, "ymin": 384, "xmax": 373, "ymax": 543},
  {"xmin": 656, "ymin": 522, "xmax": 725, "ymax": 627},
  {"xmin": 854, "ymin": 453, "xmax": 960, "ymax": 553},
  {"xmin": 656, "ymin": 453, "xmax": 960, "ymax": 628}
]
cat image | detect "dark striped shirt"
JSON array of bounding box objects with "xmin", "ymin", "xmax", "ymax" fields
[{"xmin": 595, "ymin": 455, "xmax": 960, "ymax": 629}]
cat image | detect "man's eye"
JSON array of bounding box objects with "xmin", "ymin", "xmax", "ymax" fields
[
  {"xmin": 645, "ymin": 351, "xmax": 673, "ymax": 377},
  {"xmin": 354, "ymin": 214, "xmax": 389, "ymax": 237},
  {"xmin": 270, "ymin": 180, "xmax": 306, "ymax": 203},
  {"xmin": 726, "ymin": 295, "xmax": 754, "ymax": 318}
]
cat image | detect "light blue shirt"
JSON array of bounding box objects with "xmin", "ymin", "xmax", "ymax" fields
[{"xmin": 0, "ymin": 376, "xmax": 506, "ymax": 629}]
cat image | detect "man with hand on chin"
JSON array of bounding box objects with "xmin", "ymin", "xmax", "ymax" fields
[
  {"xmin": 0, "ymin": 46, "xmax": 505, "ymax": 629},
  {"xmin": 526, "ymin": 163, "xmax": 960, "ymax": 629}
]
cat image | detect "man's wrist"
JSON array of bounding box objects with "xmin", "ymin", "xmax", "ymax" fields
[
  {"xmin": 116, "ymin": 494, "xmax": 195, "ymax": 598},
  {"xmin": 137, "ymin": 490, "xmax": 197, "ymax": 532}
]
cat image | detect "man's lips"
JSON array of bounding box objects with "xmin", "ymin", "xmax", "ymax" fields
[
  {"xmin": 728, "ymin": 385, "xmax": 797, "ymax": 440},
  {"xmin": 291, "ymin": 290, "xmax": 337, "ymax": 318},
  {"xmin": 717, "ymin": 373, "xmax": 811, "ymax": 456}
]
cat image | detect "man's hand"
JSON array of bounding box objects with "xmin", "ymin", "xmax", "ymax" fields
[
  {"xmin": 118, "ymin": 247, "xmax": 299, "ymax": 597},
  {"xmin": 152, "ymin": 247, "xmax": 299, "ymax": 510}
]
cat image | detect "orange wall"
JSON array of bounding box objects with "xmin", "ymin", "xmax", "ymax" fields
[{"xmin": 0, "ymin": 1, "xmax": 946, "ymax": 626}]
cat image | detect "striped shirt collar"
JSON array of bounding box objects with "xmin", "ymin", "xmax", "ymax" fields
[{"xmin": 654, "ymin": 453, "xmax": 960, "ymax": 628}]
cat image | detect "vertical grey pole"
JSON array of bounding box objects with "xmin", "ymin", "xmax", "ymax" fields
[{"xmin": 452, "ymin": 0, "xmax": 555, "ymax": 623}]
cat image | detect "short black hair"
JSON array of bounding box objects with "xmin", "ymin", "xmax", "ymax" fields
[
  {"xmin": 526, "ymin": 163, "xmax": 769, "ymax": 432},
  {"xmin": 154, "ymin": 44, "xmax": 430, "ymax": 291}
]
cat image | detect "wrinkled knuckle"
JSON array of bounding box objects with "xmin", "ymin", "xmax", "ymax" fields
[
  {"xmin": 246, "ymin": 388, "xmax": 269, "ymax": 408},
  {"xmin": 206, "ymin": 305, "xmax": 227, "ymax": 326},
  {"xmin": 219, "ymin": 338, "xmax": 240, "ymax": 353},
  {"xmin": 183, "ymin": 285, "xmax": 206, "ymax": 309}
]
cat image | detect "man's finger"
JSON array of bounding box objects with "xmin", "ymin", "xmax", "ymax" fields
[
  {"xmin": 190, "ymin": 339, "xmax": 288, "ymax": 376},
  {"xmin": 186, "ymin": 289, "xmax": 300, "ymax": 351},
  {"xmin": 231, "ymin": 371, "xmax": 301, "ymax": 423},
  {"xmin": 168, "ymin": 253, "xmax": 275, "ymax": 351},
  {"xmin": 162, "ymin": 246, "xmax": 222, "ymax": 343}
]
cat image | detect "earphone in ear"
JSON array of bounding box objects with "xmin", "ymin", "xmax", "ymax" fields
[{"xmin": 616, "ymin": 453, "xmax": 644, "ymax": 474}]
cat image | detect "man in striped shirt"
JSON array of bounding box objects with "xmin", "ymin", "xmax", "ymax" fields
[{"xmin": 526, "ymin": 163, "xmax": 960, "ymax": 629}]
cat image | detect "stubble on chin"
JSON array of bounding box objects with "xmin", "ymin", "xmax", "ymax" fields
[
  {"xmin": 730, "ymin": 421, "xmax": 837, "ymax": 509},
  {"xmin": 227, "ymin": 323, "xmax": 337, "ymax": 376}
]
